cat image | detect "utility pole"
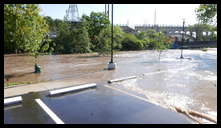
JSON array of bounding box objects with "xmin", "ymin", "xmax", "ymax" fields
[
  {"xmin": 105, "ymin": 4, "xmax": 106, "ymax": 14},
  {"xmin": 107, "ymin": 4, "xmax": 116, "ymax": 70},
  {"xmin": 108, "ymin": 4, "xmax": 110, "ymax": 19},
  {"xmin": 180, "ymin": 19, "xmax": 185, "ymax": 59},
  {"xmin": 111, "ymin": 4, "xmax": 113, "ymax": 63}
]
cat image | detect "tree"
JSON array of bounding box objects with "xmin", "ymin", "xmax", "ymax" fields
[
  {"xmin": 121, "ymin": 33, "xmax": 144, "ymax": 51},
  {"xmin": 137, "ymin": 29, "xmax": 161, "ymax": 49},
  {"xmin": 188, "ymin": 24, "xmax": 217, "ymax": 41},
  {"xmin": 51, "ymin": 19, "xmax": 72, "ymax": 53},
  {"xmin": 71, "ymin": 22, "xmax": 91, "ymax": 53},
  {"xmin": 4, "ymin": 4, "xmax": 16, "ymax": 53},
  {"xmin": 4, "ymin": 4, "xmax": 51, "ymax": 72},
  {"xmin": 81, "ymin": 12, "xmax": 110, "ymax": 52},
  {"xmin": 96, "ymin": 25, "xmax": 124, "ymax": 55},
  {"xmin": 137, "ymin": 29, "xmax": 172, "ymax": 60},
  {"xmin": 46, "ymin": 18, "xmax": 92, "ymax": 54},
  {"xmin": 196, "ymin": 4, "xmax": 217, "ymax": 25},
  {"xmin": 153, "ymin": 32, "xmax": 171, "ymax": 60}
]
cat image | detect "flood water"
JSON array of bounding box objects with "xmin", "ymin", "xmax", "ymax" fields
[{"xmin": 4, "ymin": 49, "xmax": 217, "ymax": 123}]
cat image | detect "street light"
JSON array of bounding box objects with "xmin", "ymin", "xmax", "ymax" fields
[
  {"xmin": 180, "ymin": 19, "xmax": 185, "ymax": 59},
  {"xmin": 108, "ymin": 4, "xmax": 116, "ymax": 70}
]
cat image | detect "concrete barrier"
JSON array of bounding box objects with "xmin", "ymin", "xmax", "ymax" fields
[
  {"xmin": 49, "ymin": 83, "xmax": 97, "ymax": 96},
  {"xmin": 4, "ymin": 96, "xmax": 22, "ymax": 106},
  {"xmin": 108, "ymin": 76, "xmax": 137, "ymax": 83}
]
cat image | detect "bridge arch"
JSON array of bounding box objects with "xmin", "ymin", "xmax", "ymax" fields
[{"xmin": 168, "ymin": 33, "xmax": 196, "ymax": 42}]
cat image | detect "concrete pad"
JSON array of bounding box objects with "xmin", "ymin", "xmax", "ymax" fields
[
  {"xmin": 4, "ymin": 94, "xmax": 54, "ymax": 124},
  {"xmin": 41, "ymin": 85, "xmax": 191, "ymax": 124}
]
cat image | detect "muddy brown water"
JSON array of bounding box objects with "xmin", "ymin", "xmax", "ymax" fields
[{"xmin": 4, "ymin": 49, "xmax": 217, "ymax": 123}]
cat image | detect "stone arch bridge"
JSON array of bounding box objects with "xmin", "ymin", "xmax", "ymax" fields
[{"xmin": 135, "ymin": 25, "xmax": 197, "ymax": 41}]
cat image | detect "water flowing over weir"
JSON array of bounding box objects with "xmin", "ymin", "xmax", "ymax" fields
[{"xmin": 4, "ymin": 49, "xmax": 217, "ymax": 123}]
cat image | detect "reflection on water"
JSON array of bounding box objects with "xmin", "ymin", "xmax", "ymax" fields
[{"xmin": 4, "ymin": 49, "xmax": 217, "ymax": 123}]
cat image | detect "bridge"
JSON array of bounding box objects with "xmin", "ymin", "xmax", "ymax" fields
[
  {"xmin": 135, "ymin": 24, "xmax": 196, "ymax": 41},
  {"xmin": 167, "ymin": 33, "xmax": 196, "ymax": 42},
  {"xmin": 118, "ymin": 24, "xmax": 215, "ymax": 42}
]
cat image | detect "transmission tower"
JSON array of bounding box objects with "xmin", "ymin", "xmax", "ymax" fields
[
  {"xmin": 154, "ymin": 8, "xmax": 158, "ymax": 32},
  {"xmin": 65, "ymin": 4, "xmax": 80, "ymax": 22}
]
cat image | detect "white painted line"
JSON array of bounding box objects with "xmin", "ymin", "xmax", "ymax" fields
[
  {"xmin": 49, "ymin": 83, "xmax": 97, "ymax": 96},
  {"xmin": 35, "ymin": 99, "xmax": 64, "ymax": 124},
  {"xmin": 4, "ymin": 96, "xmax": 22, "ymax": 105},
  {"xmin": 108, "ymin": 76, "xmax": 137, "ymax": 83}
]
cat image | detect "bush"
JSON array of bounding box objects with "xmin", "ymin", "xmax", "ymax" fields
[
  {"xmin": 121, "ymin": 33, "xmax": 144, "ymax": 50},
  {"xmin": 96, "ymin": 25, "xmax": 125, "ymax": 55}
]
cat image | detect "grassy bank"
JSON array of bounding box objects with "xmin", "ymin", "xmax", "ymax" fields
[{"xmin": 5, "ymin": 81, "xmax": 34, "ymax": 87}]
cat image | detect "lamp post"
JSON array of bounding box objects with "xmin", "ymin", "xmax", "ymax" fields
[
  {"xmin": 108, "ymin": 4, "xmax": 116, "ymax": 70},
  {"xmin": 180, "ymin": 19, "xmax": 185, "ymax": 59}
]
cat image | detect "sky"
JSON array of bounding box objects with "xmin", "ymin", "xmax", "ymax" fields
[{"xmin": 39, "ymin": 4, "xmax": 200, "ymax": 28}]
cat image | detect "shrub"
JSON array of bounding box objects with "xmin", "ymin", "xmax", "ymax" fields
[{"xmin": 121, "ymin": 33, "xmax": 144, "ymax": 50}]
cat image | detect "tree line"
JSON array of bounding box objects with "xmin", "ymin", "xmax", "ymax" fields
[
  {"xmin": 4, "ymin": 4, "xmax": 173, "ymax": 55},
  {"xmin": 4, "ymin": 4, "xmax": 217, "ymax": 56}
]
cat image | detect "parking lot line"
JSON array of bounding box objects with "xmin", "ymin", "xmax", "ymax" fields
[
  {"xmin": 49, "ymin": 83, "xmax": 97, "ymax": 96},
  {"xmin": 4, "ymin": 96, "xmax": 22, "ymax": 105},
  {"xmin": 35, "ymin": 99, "xmax": 64, "ymax": 124}
]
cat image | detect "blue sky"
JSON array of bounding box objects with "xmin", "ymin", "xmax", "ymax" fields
[{"xmin": 39, "ymin": 4, "xmax": 200, "ymax": 28}]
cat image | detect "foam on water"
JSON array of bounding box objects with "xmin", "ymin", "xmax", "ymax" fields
[
  {"xmin": 116, "ymin": 69, "xmax": 217, "ymax": 123},
  {"xmin": 114, "ymin": 49, "xmax": 217, "ymax": 124},
  {"xmin": 187, "ymin": 71, "xmax": 217, "ymax": 81}
]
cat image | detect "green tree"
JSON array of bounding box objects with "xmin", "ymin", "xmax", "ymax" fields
[
  {"xmin": 153, "ymin": 32, "xmax": 171, "ymax": 60},
  {"xmin": 4, "ymin": 4, "xmax": 16, "ymax": 53},
  {"xmin": 81, "ymin": 12, "xmax": 110, "ymax": 52},
  {"xmin": 137, "ymin": 29, "xmax": 172, "ymax": 60},
  {"xmin": 196, "ymin": 4, "xmax": 217, "ymax": 25},
  {"xmin": 96, "ymin": 25, "xmax": 124, "ymax": 55},
  {"xmin": 188, "ymin": 24, "xmax": 217, "ymax": 41},
  {"xmin": 52, "ymin": 19, "xmax": 72, "ymax": 53},
  {"xmin": 71, "ymin": 22, "xmax": 91, "ymax": 53},
  {"xmin": 4, "ymin": 4, "xmax": 51, "ymax": 72},
  {"xmin": 47, "ymin": 18, "xmax": 91, "ymax": 54},
  {"xmin": 121, "ymin": 33, "xmax": 144, "ymax": 51},
  {"xmin": 137, "ymin": 29, "xmax": 160, "ymax": 49}
]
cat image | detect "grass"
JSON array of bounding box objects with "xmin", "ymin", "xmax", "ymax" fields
[
  {"xmin": 5, "ymin": 79, "xmax": 49, "ymax": 88},
  {"xmin": 5, "ymin": 81, "xmax": 34, "ymax": 87},
  {"xmin": 201, "ymin": 48, "xmax": 208, "ymax": 52}
]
